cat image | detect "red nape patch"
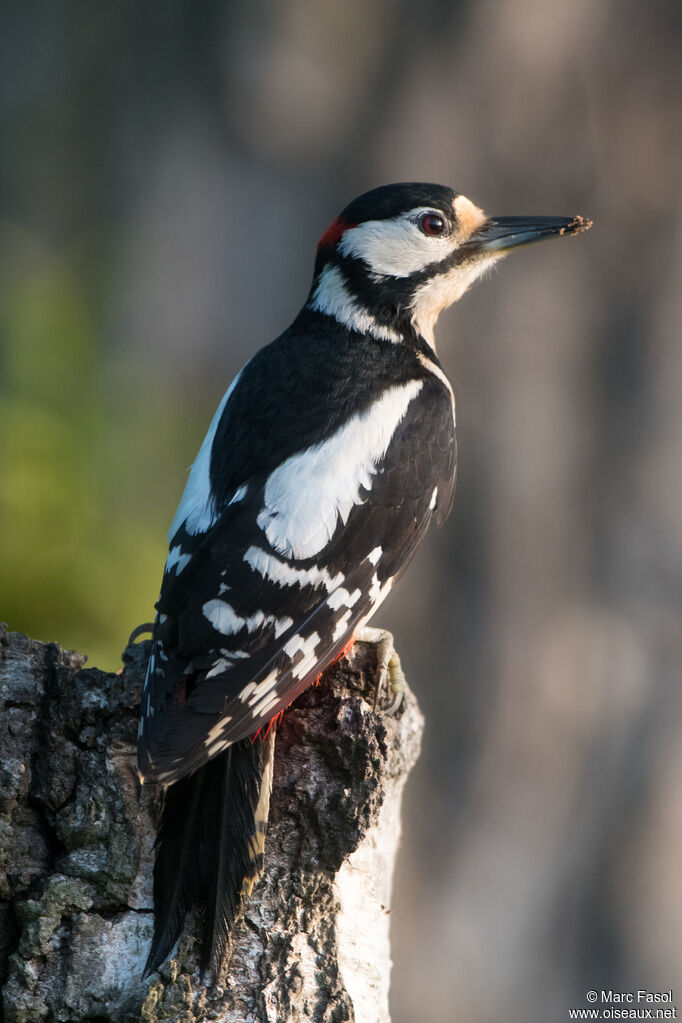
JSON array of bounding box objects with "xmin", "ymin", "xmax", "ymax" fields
[{"xmin": 317, "ymin": 216, "xmax": 356, "ymax": 252}]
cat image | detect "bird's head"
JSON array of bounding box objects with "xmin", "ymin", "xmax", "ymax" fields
[{"xmin": 308, "ymin": 182, "xmax": 591, "ymax": 347}]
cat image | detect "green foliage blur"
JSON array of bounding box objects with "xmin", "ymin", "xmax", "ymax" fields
[{"xmin": 0, "ymin": 226, "xmax": 201, "ymax": 670}]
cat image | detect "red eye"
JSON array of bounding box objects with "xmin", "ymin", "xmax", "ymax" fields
[{"xmin": 419, "ymin": 212, "xmax": 446, "ymax": 237}]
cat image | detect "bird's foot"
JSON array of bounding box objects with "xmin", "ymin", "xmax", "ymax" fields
[{"xmin": 355, "ymin": 626, "xmax": 405, "ymax": 714}]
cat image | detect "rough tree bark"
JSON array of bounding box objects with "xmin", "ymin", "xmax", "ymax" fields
[{"xmin": 0, "ymin": 624, "xmax": 423, "ymax": 1022}]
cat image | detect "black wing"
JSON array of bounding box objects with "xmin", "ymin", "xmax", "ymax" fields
[{"xmin": 138, "ymin": 355, "xmax": 455, "ymax": 785}]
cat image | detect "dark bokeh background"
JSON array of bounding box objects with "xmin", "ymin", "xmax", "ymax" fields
[{"xmin": 1, "ymin": 2, "xmax": 680, "ymax": 1020}]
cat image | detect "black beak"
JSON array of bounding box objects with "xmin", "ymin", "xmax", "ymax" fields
[{"xmin": 465, "ymin": 214, "xmax": 592, "ymax": 255}]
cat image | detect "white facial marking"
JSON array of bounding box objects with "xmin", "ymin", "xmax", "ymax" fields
[
  {"xmin": 452, "ymin": 195, "xmax": 487, "ymax": 240},
  {"xmin": 202, "ymin": 599, "xmax": 293, "ymax": 639},
  {"xmin": 410, "ymin": 254, "xmax": 501, "ymax": 347},
  {"xmin": 257, "ymin": 380, "xmax": 423, "ymax": 559},
  {"xmin": 244, "ymin": 546, "xmax": 345, "ymax": 592},
  {"xmin": 168, "ymin": 365, "xmax": 248, "ymax": 540},
  {"xmin": 339, "ymin": 208, "xmax": 457, "ymax": 278},
  {"xmin": 165, "ymin": 544, "xmax": 192, "ymax": 575},
  {"xmin": 309, "ymin": 265, "xmax": 402, "ymax": 343}
]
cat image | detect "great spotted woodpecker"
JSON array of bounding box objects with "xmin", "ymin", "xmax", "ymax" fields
[{"xmin": 137, "ymin": 182, "xmax": 591, "ymax": 974}]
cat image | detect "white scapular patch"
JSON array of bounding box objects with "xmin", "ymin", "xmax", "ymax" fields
[
  {"xmin": 339, "ymin": 208, "xmax": 457, "ymax": 278},
  {"xmin": 244, "ymin": 546, "xmax": 345, "ymax": 592},
  {"xmin": 257, "ymin": 379, "xmax": 424, "ymax": 559},
  {"xmin": 367, "ymin": 546, "xmax": 382, "ymax": 566},
  {"xmin": 164, "ymin": 544, "xmax": 192, "ymax": 575},
  {"xmin": 202, "ymin": 599, "xmax": 293, "ymax": 639},
  {"xmin": 308, "ymin": 265, "xmax": 402, "ymax": 343},
  {"xmin": 168, "ymin": 366, "xmax": 247, "ymax": 539},
  {"xmin": 429, "ymin": 486, "xmax": 438, "ymax": 511},
  {"xmin": 327, "ymin": 587, "xmax": 362, "ymax": 611}
]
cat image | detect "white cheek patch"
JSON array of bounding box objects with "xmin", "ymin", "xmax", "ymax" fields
[
  {"xmin": 168, "ymin": 367, "xmax": 247, "ymax": 539},
  {"xmin": 339, "ymin": 210, "xmax": 456, "ymax": 278},
  {"xmin": 308, "ymin": 265, "xmax": 402, "ymax": 343},
  {"xmin": 257, "ymin": 380, "xmax": 423, "ymax": 559},
  {"xmin": 202, "ymin": 599, "xmax": 293, "ymax": 639}
]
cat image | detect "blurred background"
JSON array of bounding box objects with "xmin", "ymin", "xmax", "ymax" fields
[{"xmin": 1, "ymin": 1, "xmax": 680, "ymax": 1019}]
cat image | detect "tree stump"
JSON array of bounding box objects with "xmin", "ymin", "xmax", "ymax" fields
[{"xmin": 0, "ymin": 624, "xmax": 423, "ymax": 1022}]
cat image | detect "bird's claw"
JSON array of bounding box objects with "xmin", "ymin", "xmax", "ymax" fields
[{"xmin": 355, "ymin": 626, "xmax": 405, "ymax": 715}]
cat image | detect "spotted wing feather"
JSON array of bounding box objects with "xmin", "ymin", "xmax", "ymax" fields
[{"xmin": 139, "ymin": 347, "xmax": 455, "ymax": 785}]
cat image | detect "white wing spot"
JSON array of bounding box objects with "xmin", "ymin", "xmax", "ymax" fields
[
  {"xmin": 247, "ymin": 670, "xmax": 281, "ymax": 706},
  {"xmin": 367, "ymin": 546, "xmax": 382, "ymax": 566},
  {"xmin": 327, "ymin": 587, "xmax": 362, "ymax": 611},
  {"xmin": 332, "ymin": 609, "xmax": 353, "ymax": 642},
  {"xmin": 203, "ymin": 599, "xmax": 293, "ymax": 639},
  {"xmin": 205, "ymin": 719, "xmax": 231, "ymax": 747},
  {"xmin": 165, "ymin": 545, "xmax": 191, "ymax": 575},
  {"xmin": 244, "ymin": 546, "xmax": 345, "ymax": 592}
]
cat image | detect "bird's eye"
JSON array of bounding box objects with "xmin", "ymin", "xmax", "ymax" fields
[{"xmin": 418, "ymin": 212, "xmax": 446, "ymax": 237}]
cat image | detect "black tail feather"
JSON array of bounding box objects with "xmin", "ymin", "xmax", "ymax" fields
[{"xmin": 144, "ymin": 731, "xmax": 275, "ymax": 977}]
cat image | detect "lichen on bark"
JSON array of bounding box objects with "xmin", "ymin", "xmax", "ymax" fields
[{"xmin": 0, "ymin": 624, "xmax": 422, "ymax": 1022}]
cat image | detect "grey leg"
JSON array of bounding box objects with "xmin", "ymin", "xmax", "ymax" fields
[{"xmin": 355, "ymin": 626, "xmax": 405, "ymax": 714}]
